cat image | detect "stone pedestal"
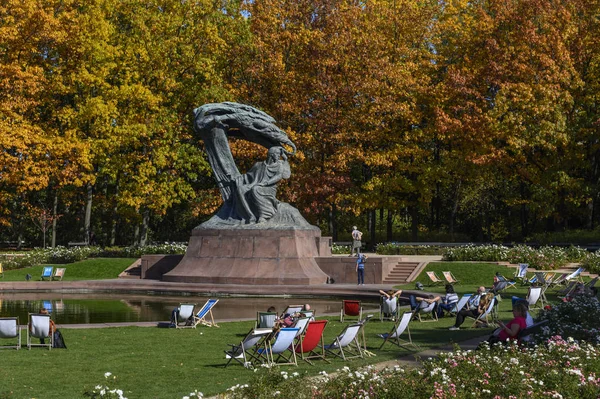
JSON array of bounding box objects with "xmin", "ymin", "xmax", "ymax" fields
[{"xmin": 162, "ymin": 228, "xmax": 329, "ymax": 285}]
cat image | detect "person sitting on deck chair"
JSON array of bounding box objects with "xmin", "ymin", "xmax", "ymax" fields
[
  {"xmin": 436, "ymin": 284, "xmax": 459, "ymax": 317},
  {"xmin": 448, "ymin": 286, "xmax": 487, "ymax": 330}
]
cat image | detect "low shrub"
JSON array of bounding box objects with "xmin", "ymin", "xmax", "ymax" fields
[
  {"xmin": 581, "ymin": 251, "xmax": 600, "ymax": 274},
  {"xmin": 331, "ymin": 244, "xmax": 350, "ymax": 255},
  {"xmin": 375, "ymin": 243, "xmax": 446, "ymax": 255},
  {"xmin": 537, "ymin": 296, "xmax": 600, "ymax": 343}
]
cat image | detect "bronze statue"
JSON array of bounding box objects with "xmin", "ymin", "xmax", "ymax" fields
[{"xmin": 194, "ymin": 102, "xmax": 309, "ymax": 228}]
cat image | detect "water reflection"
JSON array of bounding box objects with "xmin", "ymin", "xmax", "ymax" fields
[{"xmin": 0, "ymin": 293, "xmax": 378, "ymax": 325}]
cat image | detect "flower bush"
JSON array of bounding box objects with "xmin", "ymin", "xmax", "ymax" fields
[
  {"xmin": 222, "ymin": 339, "xmax": 600, "ymax": 398},
  {"xmin": 443, "ymin": 244, "xmax": 587, "ymax": 270},
  {"xmin": 581, "ymin": 251, "xmax": 600, "ymax": 274},
  {"xmin": 84, "ymin": 372, "xmax": 128, "ymax": 399},
  {"xmin": 375, "ymin": 243, "xmax": 445, "ymax": 255},
  {"xmin": 0, "ymin": 243, "xmax": 187, "ymax": 270},
  {"xmin": 536, "ymin": 296, "xmax": 600, "ymax": 343},
  {"xmin": 332, "ymin": 244, "xmax": 351, "ymax": 255}
]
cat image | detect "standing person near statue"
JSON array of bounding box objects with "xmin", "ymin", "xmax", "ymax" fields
[
  {"xmin": 356, "ymin": 253, "xmax": 367, "ymax": 285},
  {"xmin": 351, "ymin": 226, "xmax": 362, "ymax": 257}
]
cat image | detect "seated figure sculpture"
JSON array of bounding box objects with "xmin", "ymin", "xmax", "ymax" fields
[{"xmin": 233, "ymin": 146, "xmax": 290, "ymax": 224}]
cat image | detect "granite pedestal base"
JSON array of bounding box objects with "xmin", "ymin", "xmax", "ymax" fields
[{"xmin": 162, "ymin": 228, "xmax": 329, "ymax": 285}]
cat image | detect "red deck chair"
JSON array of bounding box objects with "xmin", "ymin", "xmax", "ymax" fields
[
  {"xmin": 294, "ymin": 320, "xmax": 329, "ymax": 364},
  {"xmin": 340, "ymin": 300, "xmax": 362, "ymax": 322}
]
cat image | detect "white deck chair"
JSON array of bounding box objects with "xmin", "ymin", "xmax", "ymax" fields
[
  {"xmin": 378, "ymin": 312, "xmax": 417, "ymax": 350},
  {"xmin": 175, "ymin": 303, "xmax": 196, "ymax": 329},
  {"xmin": 292, "ymin": 317, "xmax": 310, "ymax": 342},
  {"xmin": 468, "ymin": 298, "xmax": 496, "ymax": 328},
  {"xmin": 282, "ymin": 305, "xmax": 303, "ymax": 317},
  {"xmin": 0, "ymin": 317, "xmax": 21, "ymax": 350},
  {"xmin": 514, "ymin": 263, "xmax": 529, "ymax": 284},
  {"xmin": 255, "ymin": 312, "xmax": 277, "ymax": 329},
  {"xmin": 224, "ymin": 328, "xmax": 265, "ymax": 368},
  {"xmin": 526, "ymin": 287, "xmax": 542, "ymax": 309},
  {"xmin": 27, "ymin": 313, "xmax": 53, "ymax": 350},
  {"xmin": 414, "ymin": 300, "xmax": 438, "ymax": 322},
  {"xmin": 450, "ymin": 294, "xmax": 472, "ymax": 316},
  {"xmin": 192, "ymin": 299, "xmax": 219, "ymax": 328},
  {"xmin": 256, "ymin": 327, "xmax": 299, "ymax": 366},
  {"xmin": 566, "ymin": 267, "xmax": 585, "ymax": 283},
  {"xmin": 323, "ymin": 323, "xmax": 363, "ymax": 360},
  {"xmin": 380, "ymin": 297, "xmax": 398, "ymax": 321}
]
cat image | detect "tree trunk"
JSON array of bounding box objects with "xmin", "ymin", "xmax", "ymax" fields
[
  {"xmin": 329, "ymin": 204, "xmax": 338, "ymax": 241},
  {"xmin": 140, "ymin": 209, "xmax": 149, "ymax": 247},
  {"xmin": 368, "ymin": 209, "xmax": 376, "ymax": 251},
  {"xmin": 51, "ymin": 192, "xmax": 58, "ymax": 248},
  {"xmin": 133, "ymin": 222, "xmax": 140, "ymax": 246},
  {"xmin": 410, "ymin": 204, "xmax": 419, "ymax": 241},
  {"xmin": 386, "ymin": 209, "xmax": 393, "ymax": 241},
  {"xmin": 84, "ymin": 184, "xmax": 93, "ymax": 244},
  {"xmin": 110, "ymin": 181, "xmax": 119, "ymax": 246}
]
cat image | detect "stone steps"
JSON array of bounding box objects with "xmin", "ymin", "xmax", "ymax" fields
[
  {"xmin": 382, "ymin": 261, "xmax": 421, "ymax": 284},
  {"xmin": 118, "ymin": 259, "xmax": 142, "ymax": 279}
]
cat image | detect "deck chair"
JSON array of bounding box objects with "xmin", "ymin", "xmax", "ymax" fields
[
  {"xmin": 323, "ymin": 323, "xmax": 363, "ymax": 360},
  {"xmin": 175, "ymin": 303, "xmax": 196, "ymax": 329},
  {"xmin": 300, "ymin": 310, "xmax": 315, "ymax": 320},
  {"xmin": 442, "ymin": 271, "xmax": 460, "ymax": 285},
  {"xmin": 224, "ymin": 328, "xmax": 265, "ymax": 368},
  {"xmin": 0, "ymin": 263, "xmax": 3, "ymax": 278},
  {"xmin": 294, "ymin": 320, "xmax": 329, "ymax": 364},
  {"xmin": 41, "ymin": 266, "xmax": 54, "ymax": 281},
  {"xmin": 282, "ymin": 305, "xmax": 303, "ymax": 317},
  {"xmin": 556, "ymin": 280, "xmax": 578, "ymax": 296},
  {"xmin": 292, "ymin": 317, "xmax": 310, "ymax": 344},
  {"xmin": 566, "ymin": 267, "xmax": 585, "ymax": 283},
  {"xmin": 356, "ymin": 314, "xmax": 375, "ymax": 357},
  {"xmin": 27, "ymin": 313, "xmax": 53, "ymax": 350},
  {"xmin": 379, "ymin": 297, "xmax": 398, "ymax": 321},
  {"xmin": 585, "ymin": 276, "xmax": 599, "ymax": 290},
  {"xmin": 550, "ymin": 273, "xmax": 569, "ymax": 288},
  {"xmin": 192, "ymin": 299, "xmax": 219, "ymax": 327},
  {"xmin": 256, "ymin": 327, "xmax": 299, "ymax": 366},
  {"xmin": 0, "ymin": 317, "xmax": 21, "ymax": 350},
  {"xmin": 468, "ymin": 297, "xmax": 496, "ymax": 328},
  {"xmin": 425, "ymin": 271, "xmax": 444, "ymax": 286},
  {"xmin": 378, "ymin": 312, "xmax": 417, "ymax": 350},
  {"xmin": 514, "ymin": 263, "xmax": 529, "ymax": 284},
  {"xmin": 526, "ymin": 287, "xmax": 543, "ymax": 309},
  {"xmin": 52, "ymin": 268, "xmax": 66, "ymax": 281},
  {"xmin": 449, "ymin": 294, "xmax": 472, "ymax": 316},
  {"xmin": 255, "ymin": 312, "xmax": 277, "ymax": 329},
  {"xmin": 340, "ymin": 300, "xmax": 362, "ymax": 322},
  {"xmin": 517, "ymin": 319, "xmax": 549, "ymax": 344},
  {"xmin": 414, "ymin": 300, "xmax": 438, "ymax": 322}
]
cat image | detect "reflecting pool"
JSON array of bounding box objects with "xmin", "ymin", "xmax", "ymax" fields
[{"xmin": 0, "ymin": 293, "xmax": 379, "ymax": 325}]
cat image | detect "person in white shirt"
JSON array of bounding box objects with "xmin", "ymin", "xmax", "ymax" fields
[{"xmin": 350, "ymin": 226, "xmax": 362, "ymax": 257}]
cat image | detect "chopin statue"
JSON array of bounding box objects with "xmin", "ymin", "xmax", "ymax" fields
[{"xmin": 193, "ymin": 102, "xmax": 313, "ymax": 229}]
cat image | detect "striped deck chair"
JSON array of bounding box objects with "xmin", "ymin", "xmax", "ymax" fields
[
  {"xmin": 425, "ymin": 271, "xmax": 444, "ymax": 286},
  {"xmin": 192, "ymin": 299, "xmax": 219, "ymax": 327},
  {"xmin": 52, "ymin": 268, "xmax": 66, "ymax": 281}
]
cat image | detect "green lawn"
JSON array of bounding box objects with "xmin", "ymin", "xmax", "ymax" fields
[
  {"xmin": 0, "ymin": 260, "xmax": 577, "ymax": 398},
  {"xmin": 0, "ymin": 258, "xmax": 136, "ymax": 281}
]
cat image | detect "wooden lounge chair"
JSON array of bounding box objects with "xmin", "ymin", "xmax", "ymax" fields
[
  {"xmin": 468, "ymin": 297, "xmax": 496, "ymax": 328},
  {"xmin": 52, "ymin": 268, "xmax": 66, "ymax": 281},
  {"xmin": 378, "ymin": 312, "xmax": 417, "ymax": 350},
  {"xmin": 413, "ymin": 300, "xmax": 438, "ymax": 322},
  {"xmin": 449, "ymin": 294, "xmax": 472, "ymax": 316},
  {"xmin": 425, "ymin": 271, "xmax": 444, "ymax": 286},
  {"xmin": 0, "ymin": 317, "xmax": 21, "ymax": 350},
  {"xmin": 340, "ymin": 300, "xmax": 362, "ymax": 322},
  {"xmin": 442, "ymin": 271, "xmax": 460, "ymax": 285}
]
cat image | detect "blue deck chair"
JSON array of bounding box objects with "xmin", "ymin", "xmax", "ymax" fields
[
  {"xmin": 41, "ymin": 267, "xmax": 53, "ymax": 281},
  {"xmin": 192, "ymin": 299, "xmax": 219, "ymax": 328},
  {"xmin": 256, "ymin": 327, "xmax": 299, "ymax": 366}
]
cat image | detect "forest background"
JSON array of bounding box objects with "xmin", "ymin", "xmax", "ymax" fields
[{"xmin": 1, "ymin": 0, "xmax": 600, "ymax": 249}]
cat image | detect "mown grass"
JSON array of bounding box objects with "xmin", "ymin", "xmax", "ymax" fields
[
  {"xmin": 0, "ymin": 260, "xmax": 584, "ymax": 398},
  {"xmin": 0, "ymin": 258, "xmax": 136, "ymax": 281}
]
